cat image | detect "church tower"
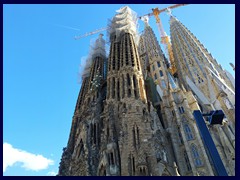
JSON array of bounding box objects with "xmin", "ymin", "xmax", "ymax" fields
[
  {"xmin": 58, "ymin": 34, "xmax": 107, "ymax": 176},
  {"xmin": 101, "ymin": 6, "xmax": 167, "ymax": 176},
  {"xmin": 169, "ymin": 15, "xmax": 235, "ymax": 175},
  {"xmin": 138, "ymin": 16, "xmax": 216, "ymax": 176},
  {"xmin": 58, "ymin": 6, "xmax": 235, "ymax": 176}
]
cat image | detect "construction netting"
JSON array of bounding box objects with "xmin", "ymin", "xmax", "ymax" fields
[
  {"xmin": 107, "ymin": 6, "xmax": 139, "ymax": 43},
  {"xmin": 81, "ymin": 34, "xmax": 106, "ymax": 79}
]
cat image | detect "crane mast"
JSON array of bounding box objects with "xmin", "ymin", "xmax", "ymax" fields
[
  {"xmin": 151, "ymin": 4, "xmax": 188, "ymax": 77},
  {"xmin": 74, "ymin": 4, "xmax": 188, "ymax": 77}
]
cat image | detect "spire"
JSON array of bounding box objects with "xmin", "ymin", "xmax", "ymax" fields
[{"xmin": 140, "ymin": 15, "xmax": 150, "ymax": 27}]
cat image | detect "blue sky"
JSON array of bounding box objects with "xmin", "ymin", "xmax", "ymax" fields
[{"xmin": 3, "ymin": 4, "xmax": 235, "ymax": 176}]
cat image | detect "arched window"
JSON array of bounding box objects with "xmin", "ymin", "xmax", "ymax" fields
[
  {"xmin": 154, "ymin": 73, "xmax": 157, "ymax": 80},
  {"xmin": 157, "ymin": 61, "xmax": 161, "ymax": 67},
  {"xmin": 191, "ymin": 144, "xmax": 203, "ymax": 166},
  {"xmin": 159, "ymin": 70, "xmax": 163, "ymax": 77},
  {"xmin": 184, "ymin": 124, "xmax": 193, "ymax": 140}
]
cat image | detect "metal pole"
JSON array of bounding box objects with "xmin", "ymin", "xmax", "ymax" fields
[{"xmin": 193, "ymin": 110, "xmax": 228, "ymax": 176}]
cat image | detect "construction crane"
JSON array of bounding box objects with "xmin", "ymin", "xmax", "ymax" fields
[
  {"xmin": 74, "ymin": 4, "xmax": 188, "ymax": 76},
  {"xmin": 138, "ymin": 4, "xmax": 188, "ymax": 77},
  {"xmin": 74, "ymin": 27, "xmax": 108, "ymax": 40}
]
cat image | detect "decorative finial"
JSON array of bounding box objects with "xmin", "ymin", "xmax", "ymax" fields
[{"xmin": 140, "ymin": 15, "xmax": 149, "ymax": 27}]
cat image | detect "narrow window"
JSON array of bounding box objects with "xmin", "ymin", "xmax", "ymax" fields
[
  {"xmin": 137, "ymin": 127, "xmax": 140, "ymax": 146},
  {"xmin": 133, "ymin": 75, "xmax": 138, "ymax": 98},
  {"xmin": 178, "ymin": 107, "xmax": 181, "ymax": 113},
  {"xmin": 128, "ymin": 156, "xmax": 132, "ymax": 176},
  {"xmin": 159, "ymin": 70, "xmax": 163, "ymax": 77},
  {"xmin": 127, "ymin": 74, "xmax": 132, "ymax": 97},
  {"xmin": 157, "ymin": 61, "xmax": 161, "ymax": 67},
  {"xmin": 117, "ymin": 79, "xmax": 120, "ymax": 100},
  {"xmin": 133, "ymin": 75, "xmax": 137, "ymax": 88},
  {"xmin": 132, "ymin": 156, "xmax": 135, "ymax": 175},
  {"xmin": 93, "ymin": 123, "xmax": 97, "ymax": 144},
  {"xmin": 132, "ymin": 127, "xmax": 136, "ymax": 148},
  {"xmin": 184, "ymin": 124, "xmax": 193, "ymax": 140},
  {"xmin": 127, "ymin": 74, "xmax": 131, "ymax": 86},
  {"xmin": 152, "ymin": 64, "xmax": 155, "ymax": 71},
  {"xmin": 178, "ymin": 126, "xmax": 184, "ymax": 144},
  {"xmin": 191, "ymin": 145, "xmax": 202, "ymax": 166},
  {"xmin": 122, "ymin": 75, "xmax": 125, "ymax": 98},
  {"xmin": 179, "ymin": 106, "xmax": 185, "ymax": 114},
  {"xmin": 154, "ymin": 73, "xmax": 157, "ymax": 80},
  {"xmin": 142, "ymin": 167, "xmax": 146, "ymax": 176},
  {"xmin": 112, "ymin": 77, "xmax": 115, "ymax": 99},
  {"xmin": 184, "ymin": 151, "xmax": 192, "ymax": 171},
  {"xmin": 110, "ymin": 152, "xmax": 114, "ymax": 165},
  {"xmin": 128, "ymin": 89, "xmax": 131, "ymax": 97},
  {"xmin": 181, "ymin": 107, "xmax": 185, "ymax": 113}
]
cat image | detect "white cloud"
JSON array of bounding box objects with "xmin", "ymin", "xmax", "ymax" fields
[
  {"xmin": 3, "ymin": 142, "xmax": 54, "ymax": 172},
  {"xmin": 47, "ymin": 171, "xmax": 57, "ymax": 176}
]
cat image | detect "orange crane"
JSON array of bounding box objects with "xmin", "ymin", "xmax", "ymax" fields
[
  {"xmin": 139, "ymin": 4, "xmax": 188, "ymax": 76},
  {"xmin": 74, "ymin": 4, "xmax": 188, "ymax": 76}
]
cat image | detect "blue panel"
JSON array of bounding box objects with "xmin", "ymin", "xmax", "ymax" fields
[{"xmin": 193, "ymin": 110, "xmax": 228, "ymax": 176}]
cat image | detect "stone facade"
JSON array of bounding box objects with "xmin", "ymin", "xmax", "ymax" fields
[{"xmin": 58, "ymin": 6, "xmax": 235, "ymax": 176}]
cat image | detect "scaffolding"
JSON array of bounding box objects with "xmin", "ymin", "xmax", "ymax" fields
[
  {"xmin": 81, "ymin": 34, "xmax": 106, "ymax": 79},
  {"xmin": 107, "ymin": 6, "xmax": 139, "ymax": 43}
]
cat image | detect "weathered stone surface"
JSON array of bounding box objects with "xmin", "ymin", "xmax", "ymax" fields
[{"xmin": 58, "ymin": 6, "xmax": 235, "ymax": 176}]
